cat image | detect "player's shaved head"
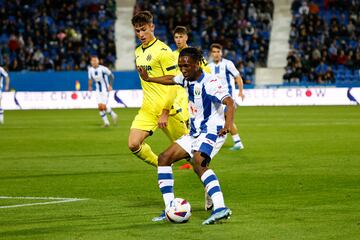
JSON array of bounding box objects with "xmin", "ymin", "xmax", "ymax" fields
[{"xmin": 131, "ymin": 11, "xmax": 153, "ymax": 27}]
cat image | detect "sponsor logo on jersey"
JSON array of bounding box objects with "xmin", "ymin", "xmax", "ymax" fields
[
  {"xmin": 194, "ymin": 87, "xmax": 201, "ymax": 97},
  {"xmin": 138, "ymin": 65, "xmax": 152, "ymax": 71}
]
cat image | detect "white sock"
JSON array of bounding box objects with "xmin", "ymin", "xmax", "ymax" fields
[
  {"xmin": 158, "ymin": 166, "xmax": 174, "ymax": 208},
  {"xmin": 106, "ymin": 106, "xmax": 117, "ymax": 119},
  {"xmin": 232, "ymin": 134, "xmax": 241, "ymax": 144},
  {"xmin": 201, "ymin": 169, "xmax": 225, "ymax": 210},
  {"xmin": 0, "ymin": 108, "xmax": 3, "ymax": 124},
  {"xmin": 99, "ymin": 111, "xmax": 109, "ymax": 124}
]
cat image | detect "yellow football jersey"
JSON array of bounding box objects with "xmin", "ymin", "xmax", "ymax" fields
[{"xmin": 135, "ymin": 38, "xmax": 180, "ymax": 115}]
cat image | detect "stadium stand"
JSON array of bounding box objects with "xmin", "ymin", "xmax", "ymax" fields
[
  {"xmin": 0, "ymin": 0, "xmax": 116, "ymax": 71},
  {"xmin": 134, "ymin": 0, "xmax": 275, "ymax": 84},
  {"xmin": 286, "ymin": 0, "xmax": 360, "ymax": 84}
]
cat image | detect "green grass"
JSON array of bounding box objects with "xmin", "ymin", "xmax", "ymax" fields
[{"xmin": 0, "ymin": 106, "xmax": 359, "ymax": 240}]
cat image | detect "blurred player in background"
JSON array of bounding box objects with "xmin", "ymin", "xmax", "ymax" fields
[
  {"xmin": 128, "ymin": 11, "xmax": 188, "ymax": 167},
  {"xmin": 173, "ymin": 26, "xmax": 211, "ymax": 73},
  {"xmin": 209, "ymin": 43, "xmax": 245, "ymax": 150},
  {"xmin": 0, "ymin": 66, "xmax": 10, "ymax": 124},
  {"xmin": 172, "ymin": 26, "xmax": 211, "ymax": 170},
  {"xmin": 138, "ymin": 47, "xmax": 233, "ymax": 225},
  {"xmin": 88, "ymin": 56, "xmax": 117, "ymax": 127}
]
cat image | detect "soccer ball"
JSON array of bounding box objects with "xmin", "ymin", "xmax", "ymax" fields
[{"xmin": 165, "ymin": 198, "xmax": 192, "ymax": 223}]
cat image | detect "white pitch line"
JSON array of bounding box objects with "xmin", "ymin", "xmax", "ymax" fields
[{"xmin": 0, "ymin": 196, "xmax": 87, "ymax": 209}]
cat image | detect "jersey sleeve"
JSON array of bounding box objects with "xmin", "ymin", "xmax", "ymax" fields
[
  {"xmin": 0, "ymin": 68, "xmax": 8, "ymax": 77},
  {"xmin": 163, "ymin": 85, "xmax": 178, "ymax": 110},
  {"xmin": 173, "ymin": 74, "xmax": 185, "ymax": 87},
  {"xmin": 88, "ymin": 68, "xmax": 91, "ymax": 79},
  {"xmin": 205, "ymin": 77, "xmax": 230, "ymax": 103},
  {"xmin": 103, "ymin": 66, "xmax": 112, "ymax": 76},
  {"xmin": 159, "ymin": 47, "xmax": 177, "ymax": 76},
  {"xmin": 227, "ymin": 61, "xmax": 240, "ymax": 77}
]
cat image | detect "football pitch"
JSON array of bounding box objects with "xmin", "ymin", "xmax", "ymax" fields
[{"xmin": 0, "ymin": 106, "xmax": 359, "ymax": 240}]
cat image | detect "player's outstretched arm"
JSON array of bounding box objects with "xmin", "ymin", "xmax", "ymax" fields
[
  {"xmin": 219, "ymin": 96, "xmax": 235, "ymax": 137},
  {"xmin": 109, "ymin": 73, "xmax": 114, "ymax": 91},
  {"xmin": 137, "ymin": 67, "xmax": 175, "ymax": 85},
  {"xmin": 88, "ymin": 79, "xmax": 93, "ymax": 91},
  {"xmin": 5, "ymin": 76, "xmax": 10, "ymax": 91},
  {"xmin": 235, "ymin": 75, "xmax": 245, "ymax": 100}
]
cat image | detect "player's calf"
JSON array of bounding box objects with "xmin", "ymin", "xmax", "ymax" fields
[
  {"xmin": 192, "ymin": 152, "xmax": 210, "ymax": 177},
  {"xmin": 158, "ymin": 151, "xmax": 174, "ymax": 166}
]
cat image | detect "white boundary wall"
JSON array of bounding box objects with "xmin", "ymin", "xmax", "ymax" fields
[{"xmin": 2, "ymin": 87, "xmax": 359, "ymax": 110}]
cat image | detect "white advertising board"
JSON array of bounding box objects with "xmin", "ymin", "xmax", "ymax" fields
[
  {"xmin": 235, "ymin": 87, "xmax": 360, "ymax": 106},
  {"xmin": 1, "ymin": 90, "xmax": 143, "ymax": 110},
  {"xmin": 1, "ymin": 87, "xmax": 359, "ymax": 110}
]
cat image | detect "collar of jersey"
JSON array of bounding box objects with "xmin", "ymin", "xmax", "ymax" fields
[
  {"xmin": 141, "ymin": 38, "xmax": 157, "ymax": 51},
  {"xmin": 215, "ymin": 59, "xmax": 223, "ymax": 65},
  {"xmin": 188, "ymin": 72, "xmax": 205, "ymax": 84},
  {"xmin": 197, "ymin": 72, "xmax": 205, "ymax": 83}
]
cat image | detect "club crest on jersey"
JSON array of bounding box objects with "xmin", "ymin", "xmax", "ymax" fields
[
  {"xmin": 194, "ymin": 87, "xmax": 201, "ymax": 98},
  {"xmin": 146, "ymin": 54, "xmax": 152, "ymax": 61}
]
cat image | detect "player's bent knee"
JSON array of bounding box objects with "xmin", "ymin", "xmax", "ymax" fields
[
  {"xmin": 193, "ymin": 163, "xmax": 207, "ymax": 176},
  {"xmin": 193, "ymin": 156, "xmax": 210, "ymax": 175},
  {"xmin": 128, "ymin": 141, "xmax": 140, "ymax": 152},
  {"xmin": 158, "ymin": 152, "xmax": 172, "ymax": 166},
  {"xmin": 98, "ymin": 104, "xmax": 106, "ymax": 111}
]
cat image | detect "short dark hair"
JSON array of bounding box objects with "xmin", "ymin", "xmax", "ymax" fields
[
  {"xmin": 131, "ymin": 11, "xmax": 153, "ymax": 26},
  {"xmin": 173, "ymin": 26, "xmax": 188, "ymax": 35},
  {"xmin": 210, "ymin": 43, "xmax": 223, "ymax": 51},
  {"xmin": 179, "ymin": 47, "xmax": 202, "ymax": 63}
]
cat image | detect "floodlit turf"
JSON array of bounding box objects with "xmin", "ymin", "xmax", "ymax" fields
[{"xmin": 0, "ymin": 106, "xmax": 359, "ymax": 240}]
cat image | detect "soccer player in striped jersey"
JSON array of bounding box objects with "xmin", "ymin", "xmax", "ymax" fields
[
  {"xmin": 129, "ymin": 11, "xmax": 188, "ymax": 167},
  {"xmin": 172, "ymin": 26, "xmax": 211, "ymax": 170},
  {"xmin": 0, "ymin": 66, "xmax": 10, "ymax": 124},
  {"xmin": 88, "ymin": 56, "xmax": 117, "ymax": 127},
  {"xmin": 209, "ymin": 43, "xmax": 245, "ymax": 150},
  {"xmin": 138, "ymin": 47, "xmax": 233, "ymax": 225}
]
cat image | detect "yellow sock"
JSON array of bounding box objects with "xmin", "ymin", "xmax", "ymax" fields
[{"xmin": 132, "ymin": 143, "xmax": 158, "ymax": 167}]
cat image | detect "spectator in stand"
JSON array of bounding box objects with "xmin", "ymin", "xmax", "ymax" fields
[
  {"xmin": 299, "ymin": 1, "xmax": 309, "ymax": 15},
  {"xmin": 337, "ymin": 50, "xmax": 347, "ymax": 66},
  {"xmin": 324, "ymin": 67, "xmax": 335, "ymax": 83},
  {"xmin": 308, "ymin": 1, "xmax": 320, "ymax": 14},
  {"xmin": 283, "ymin": 51, "xmax": 302, "ymax": 83},
  {"xmin": 315, "ymin": 59, "xmax": 329, "ymax": 83}
]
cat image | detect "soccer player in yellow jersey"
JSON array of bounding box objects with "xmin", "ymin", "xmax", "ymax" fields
[
  {"xmin": 172, "ymin": 26, "xmax": 211, "ymax": 74},
  {"xmin": 128, "ymin": 11, "xmax": 188, "ymax": 167},
  {"xmin": 172, "ymin": 26, "xmax": 211, "ymax": 170}
]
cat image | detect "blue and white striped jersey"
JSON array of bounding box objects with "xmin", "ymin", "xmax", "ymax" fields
[
  {"xmin": 0, "ymin": 67, "xmax": 9, "ymax": 91},
  {"xmin": 208, "ymin": 58, "xmax": 240, "ymax": 97},
  {"xmin": 174, "ymin": 72, "xmax": 230, "ymax": 137},
  {"xmin": 88, "ymin": 65, "xmax": 112, "ymax": 92}
]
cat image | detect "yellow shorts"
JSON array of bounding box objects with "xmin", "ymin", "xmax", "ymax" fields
[{"xmin": 131, "ymin": 108, "xmax": 189, "ymax": 141}]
